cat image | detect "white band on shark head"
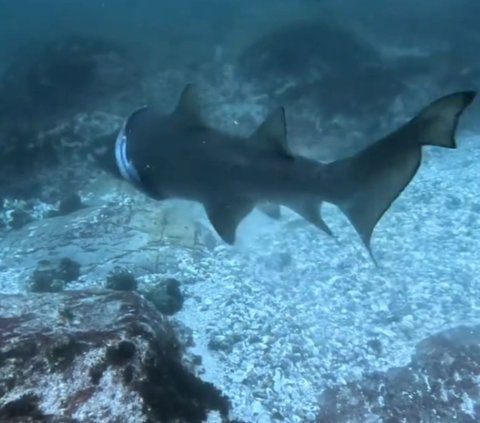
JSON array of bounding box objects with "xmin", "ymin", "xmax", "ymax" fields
[{"xmin": 115, "ymin": 114, "xmax": 142, "ymax": 186}]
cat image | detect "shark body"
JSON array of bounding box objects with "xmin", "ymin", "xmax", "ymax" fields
[{"xmin": 101, "ymin": 85, "xmax": 475, "ymax": 254}]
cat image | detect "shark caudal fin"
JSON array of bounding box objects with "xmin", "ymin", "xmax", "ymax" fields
[{"xmin": 329, "ymin": 91, "xmax": 476, "ymax": 257}]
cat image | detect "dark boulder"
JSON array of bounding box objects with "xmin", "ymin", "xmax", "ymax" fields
[
  {"xmin": 105, "ymin": 267, "xmax": 138, "ymax": 292},
  {"xmin": 237, "ymin": 20, "xmax": 404, "ymax": 119},
  {"xmin": 0, "ymin": 290, "xmax": 230, "ymax": 422},
  {"xmin": 0, "ymin": 34, "xmax": 136, "ymax": 123},
  {"xmin": 0, "ymin": 34, "xmax": 137, "ymax": 202},
  {"xmin": 9, "ymin": 207, "xmax": 34, "ymax": 230},
  {"xmin": 238, "ymin": 21, "xmax": 378, "ymax": 82},
  {"xmin": 28, "ymin": 258, "xmax": 81, "ymax": 293},
  {"xmin": 48, "ymin": 193, "xmax": 86, "ymax": 218},
  {"xmin": 317, "ymin": 325, "xmax": 480, "ymax": 422},
  {"xmin": 141, "ymin": 278, "xmax": 184, "ymax": 315}
]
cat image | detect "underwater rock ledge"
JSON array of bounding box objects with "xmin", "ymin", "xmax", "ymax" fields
[
  {"xmin": 0, "ymin": 289, "xmax": 230, "ymax": 423},
  {"xmin": 317, "ymin": 325, "xmax": 480, "ymax": 423}
]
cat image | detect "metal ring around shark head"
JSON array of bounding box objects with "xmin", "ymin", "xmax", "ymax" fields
[{"xmin": 114, "ymin": 111, "xmax": 143, "ymax": 186}]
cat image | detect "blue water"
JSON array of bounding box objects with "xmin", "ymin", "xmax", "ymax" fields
[{"xmin": 0, "ymin": 1, "xmax": 479, "ymax": 422}]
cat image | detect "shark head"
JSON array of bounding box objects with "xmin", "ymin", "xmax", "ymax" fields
[{"xmin": 114, "ymin": 106, "xmax": 150, "ymax": 188}]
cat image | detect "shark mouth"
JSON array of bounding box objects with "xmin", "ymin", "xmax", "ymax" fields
[{"xmin": 114, "ymin": 115, "xmax": 142, "ymax": 186}]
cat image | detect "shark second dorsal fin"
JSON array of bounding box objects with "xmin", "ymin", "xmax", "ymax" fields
[
  {"xmin": 251, "ymin": 107, "xmax": 294, "ymax": 159},
  {"xmin": 173, "ymin": 84, "xmax": 205, "ymax": 128}
]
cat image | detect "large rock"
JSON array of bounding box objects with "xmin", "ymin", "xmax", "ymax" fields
[
  {"xmin": 0, "ymin": 289, "xmax": 230, "ymax": 422},
  {"xmin": 0, "ymin": 111, "xmax": 122, "ymax": 201},
  {"xmin": 0, "ymin": 34, "xmax": 137, "ymax": 124},
  {"xmin": 0, "ymin": 192, "xmax": 216, "ymax": 293},
  {"xmin": 317, "ymin": 325, "xmax": 480, "ymax": 422},
  {"xmin": 0, "ymin": 33, "xmax": 142, "ymax": 201},
  {"xmin": 237, "ymin": 20, "xmax": 404, "ymax": 120}
]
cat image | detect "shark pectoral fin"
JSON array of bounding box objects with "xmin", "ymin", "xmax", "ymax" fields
[
  {"xmin": 251, "ymin": 107, "xmax": 294, "ymax": 160},
  {"xmin": 257, "ymin": 203, "xmax": 281, "ymax": 219},
  {"xmin": 205, "ymin": 199, "xmax": 255, "ymax": 244},
  {"xmin": 287, "ymin": 200, "xmax": 333, "ymax": 236},
  {"xmin": 173, "ymin": 84, "xmax": 206, "ymax": 128}
]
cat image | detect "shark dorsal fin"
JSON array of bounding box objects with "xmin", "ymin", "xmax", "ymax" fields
[
  {"xmin": 173, "ymin": 84, "xmax": 205, "ymax": 128},
  {"xmin": 251, "ymin": 107, "xmax": 293, "ymax": 159}
]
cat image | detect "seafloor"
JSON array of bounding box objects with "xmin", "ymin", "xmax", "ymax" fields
[{"xmin": 1, "ymin": 106, "xmax": 480, "ymax": 422}]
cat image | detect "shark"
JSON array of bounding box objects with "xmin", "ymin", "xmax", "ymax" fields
[{"xmin": 97, "ymin": 85, "xmax": 475, "ymax": 255}]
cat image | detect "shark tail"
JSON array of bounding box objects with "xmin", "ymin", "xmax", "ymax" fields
[{"xmin": 327, "ymin": 91, "xmax": 476, "ymax": 256}]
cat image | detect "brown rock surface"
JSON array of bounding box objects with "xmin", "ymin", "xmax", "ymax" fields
[
  {"xmin": 0, "ymin": 289, "xmax": 230, "ymax": 422},
  {"xmin": 317, "ymin": 325, "xmax": 480, "ymax": 423}
]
